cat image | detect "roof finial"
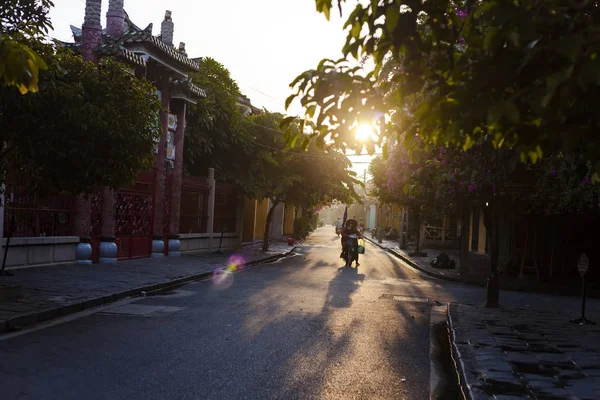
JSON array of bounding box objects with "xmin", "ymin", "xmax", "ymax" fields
[
  {"xmin": 106, "ymin": 0, "xmax": 125, "ymax": 37},
  {"xmin": 160, "ymin": 10, "xmax": 174, "ymax": 46},
  {"xmin": 178, "ymin": 42, "xmax": 187, "ymax": 57}
]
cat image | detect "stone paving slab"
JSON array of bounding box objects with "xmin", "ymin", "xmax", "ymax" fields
[
  {"xmin": 449, "ymin": 303, "xmax": 600, "ymax": 399},
  {"xmin": 0, "ymin": 240, "xmax": 297, "ymax": 333}
]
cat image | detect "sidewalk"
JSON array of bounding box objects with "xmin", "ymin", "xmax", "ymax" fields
[
  {"xmin": 0, "ymin": 240, "xmax": 296, "ymax": 333},
  {"xmin": 368, "ymin": 237, "xmax": 600, "ymax": 297},
  {"xmin": 449, "ymin": 303, "xmax": 600, "ymax": 399}
]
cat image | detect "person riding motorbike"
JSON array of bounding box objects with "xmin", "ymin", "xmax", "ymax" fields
[
  {"xmin": 340, "ymin": 219, "xmax": 363, "ymax": 266},
  {"xmin": 335, "ymin": 217, "xmax": 343, "ymax": 236}
]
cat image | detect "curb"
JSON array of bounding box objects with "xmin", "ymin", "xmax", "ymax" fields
[
  {"xmin": 0, "ymin": 247, "xmax": 297, "ymax": 334},
  {"xmin": 447, "ymin": 303, "xmax": 473, "ymax": 400}
]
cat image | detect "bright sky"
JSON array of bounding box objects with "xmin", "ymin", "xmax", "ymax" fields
[
  {"xmin": 48, "ymin": 0, "xmax": 375, "ymax": 174},
  {"xmin": 48, "ymin": 0, "xmax": 352, "ymax": 115}
]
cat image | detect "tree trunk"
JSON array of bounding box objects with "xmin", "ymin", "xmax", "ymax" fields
[
  {"xmin": 483, "ymin": 198, "xmax": 501, "ymax": 307},
  {"xmin": 459, "ymin": 201, "xmax": 470, "ymax": 276},
  {"xmin": 414, "ymin": 207, "xmax": 422, "ymax": 253},
  {"xmin": 262, "ymin": 199, "xmax": 279, "ymax": 252}
]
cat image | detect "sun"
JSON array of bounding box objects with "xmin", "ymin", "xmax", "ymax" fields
[{"xmin": 355, "ymin": 124, "xmax": 375, "ymax": 141}]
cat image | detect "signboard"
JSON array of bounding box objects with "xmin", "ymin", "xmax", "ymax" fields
[
  {"xmin": 168, "ymin": 113, "xmax": 178, "ymax": 131},
  {"xmin": 153, "ymin": 90, "xmax": 162, "ymax": 154},
  {"xmin": 578, "ymin": 253, "xmax": 589, "ymax": 277},
  {"xmin": 166, "ymin": 113, "xmax": 177, "ymax": 161},
  {"xmin": 166, "ymin": 131, "xmax": 175, "ymax": 161}
]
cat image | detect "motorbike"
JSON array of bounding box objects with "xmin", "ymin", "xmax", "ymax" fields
[
  {"xmin": 335, "ymin": 226, "xmax": 343, "ymax": 237},
  {"xmin": 343, "ymin": 233, "xmax": 359, "ymax": 267}
]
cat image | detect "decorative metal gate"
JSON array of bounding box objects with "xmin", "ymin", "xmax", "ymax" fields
[
  {"xmin": 179, "ymin": 176, "xmax": 210, "ymax": 234},
  {"xmin": 114, "ymin": 170, "xmax": 155, "ymax": 259}
]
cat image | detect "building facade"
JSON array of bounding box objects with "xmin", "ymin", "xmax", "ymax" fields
[{"xmin": 0, "ymin": 1, "xmax": 245, "ymax": 267}]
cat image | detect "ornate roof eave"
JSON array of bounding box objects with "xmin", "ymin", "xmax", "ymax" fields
[
  {"xmin": 120, "ymin": 28, "xmax": 199, "ymax": 72},
  {"xmin": 96, "ymin": 42, "xmax": 147, "ymax": 68},
  {"xmin": 56, "ymin": 40, "xmax": 80, "ymax": 51},
  {"xmin": 170, "ymin": 92, "xmax": 198, "ymax": 105},
  {"xmin": 172, "ymin": 79, "xmax": 207, "ymax": 103}
]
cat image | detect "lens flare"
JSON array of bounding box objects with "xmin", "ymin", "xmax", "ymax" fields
[
  {"xmin": 227, "ymin": 254, "xmax": 246, "ymax": 272},
  {"xmin": 212, "ymin": 254, "xmax": 246, "ymax": 289},
  {"xmin": 212, "ymin": 267, "xmax": 234, "ymax": 289}
]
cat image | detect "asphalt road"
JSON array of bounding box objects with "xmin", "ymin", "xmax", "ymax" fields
[{"xmin": 0, "ymin": 228, "xmax": 596, "ymax": 400}]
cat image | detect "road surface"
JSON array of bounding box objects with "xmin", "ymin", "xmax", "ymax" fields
[{"xmin": 0, "ymin": 228, "xmax": 593, "ymax": 399}]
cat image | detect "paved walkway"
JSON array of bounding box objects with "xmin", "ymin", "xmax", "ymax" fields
[
  {"xmin": 370, "ymin": 238, "xmax": 600, "ymax": 297},
  {"xmin": 0, "ymin": 240, "xmax": 295, "ymax": 332},
  {"xmin": 371, "ymin": 238, "xmax": 489, "ymax": 281},
  {"xmin": 449, "ymin": 303, "xmax": 600, "ymax": 399}
]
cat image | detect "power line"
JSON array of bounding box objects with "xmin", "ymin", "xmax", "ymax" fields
[{"xmin": 253, "ymin": 142, "xmax": 346, "ymax": 159}]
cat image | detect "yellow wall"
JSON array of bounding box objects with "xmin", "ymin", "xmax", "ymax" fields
[
  {"xmin": 468, "ymin": 209, "xmax": 488, "ymax": 255},
  {"xmin": 254, "ymin": 199, "xmax": 269, "ymax": 240},
  {"xmin": 478, "ymin": 211, "xmax": 487, "ymax": 254},
  {"xmin": 469, "ymin": 211, "xmax": 473, "ymax": 248},
  {"xmin": 283, "ymin": 205, "xmax": 295, "ymax": 236},
  {"xmin": 242, "ymin": 197, "xmax": 257, "ymax": 242}
]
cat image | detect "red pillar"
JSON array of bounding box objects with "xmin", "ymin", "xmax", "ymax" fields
[
  {"xmin": 153, "ymin": 84, "xmax": 170, "ymax": 237},
  {"xmin": 168, "ymin": 102, "xmax": 186, "ymax": 236},
  {"xmin": 74, "ymin": 0, "xmax": 102, "ymax": 259}
]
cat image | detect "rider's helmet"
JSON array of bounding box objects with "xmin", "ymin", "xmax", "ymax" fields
[{"xmin": 345, "ymin": 219, "xmax": 358, "ymax": 229}]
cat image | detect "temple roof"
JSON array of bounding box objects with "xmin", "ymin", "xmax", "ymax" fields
[
  {"xmin": 118, "ymin": 28, "xmax": 199, "ymax": 71},
  {"xmin": 69, "ymin": 10, "xmax": 199, "ymax": 73}
]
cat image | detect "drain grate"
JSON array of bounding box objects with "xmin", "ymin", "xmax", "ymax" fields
[
  {"xmin": 379, "ymin": 294, "xmax": 429, "ymax": 303},
  {"xmin": 393, "ymin": 295, "xmax": 429, "ymax": 303}
]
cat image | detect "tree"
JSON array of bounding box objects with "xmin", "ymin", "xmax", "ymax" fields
[
  {"xmin": 284, "ymin": 0, "xmax": 600, "ymax": 306},
  {"xmin": 0, "ymin": 0, "xmax": 53, "ymax": 94},
  {"xmin": 0, "ymin": 44, "xmax": 161, "ymax": 196},
  {"xmin": 230, "ymin": 111, "xmax": 360, "ymax": 251},
  {"xmin": 184, "ymin": 57, "xmax": 249, "ymax": 177},
  {"xmin": 286, "ymin": 0, "xmax": 600, "ymax": 178}
]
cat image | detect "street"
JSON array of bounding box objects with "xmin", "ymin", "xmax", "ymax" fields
[{"xmin": 1, "ymin": 228, "xmax": 598, "ymax": 400}]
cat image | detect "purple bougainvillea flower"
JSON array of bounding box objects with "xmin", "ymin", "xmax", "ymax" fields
[
  {"xmin": 409, "ymin": 195, "xmax": 415, "ymax": 200},
  {"xmin": 583, "ymin": 175, "xmax": 591, "ymax": 185},
  {"xmin": 455, "ymin": 8, "xmax": 468, "ymax": 19},
  {"xmin": 549, "ymin": 170, "xmax": 557, "ymax": 176}
]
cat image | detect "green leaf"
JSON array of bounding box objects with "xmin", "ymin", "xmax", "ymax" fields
[
  {"xmin": 285, "ymin": 94, "xmax": 296, "ymax": 110},
  {"xmin": 463, "ymin": 134, "xmax": 474, "ymax": 151},
  {"xmin": 316, "ymin": 0, "xmax": 332, "ymax": 20},
  {"xmin": 385, "ymin": 6, "xmax": 400, "ymax": 33},
  {"xmin": 279, "ymin": 116, "xmax": 297, "ymax": 129}
]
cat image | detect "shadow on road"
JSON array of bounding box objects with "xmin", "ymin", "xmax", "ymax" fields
[
  {"xmin": 323, "ymin": 266, "xmax": 365, "ymax": 309},
  {"xmin": 0, "ymin": 231, "xmax": 434, "ymax": 400}
]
